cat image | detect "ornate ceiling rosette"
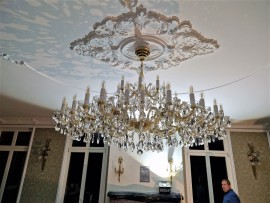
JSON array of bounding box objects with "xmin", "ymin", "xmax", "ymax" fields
[{"xmin": 70, "ymin": 3, "xmax": 219, "ymax": 71}]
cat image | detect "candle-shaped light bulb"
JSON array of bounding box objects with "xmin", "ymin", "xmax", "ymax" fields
[
  {"xmin": 84, "ymin": 86, "xmax": 90, "ymax": 105},
  {"xmin": 220, "ymin": 104, "xmax": 223, "ymax": 110},
  {"xmin": 219, "ymin": 103, "xmax": 224, "ymax": 116},
  {"xmin": 190, "ymin": 86, "xmax": 194, "ymax": 93},
  {"xmin": 162, "ymin": 81, "xmax": 166, "ymax": 95},
  {"xmin": 166, "ymin": 82, "xmax": 172, "ymax": 104},
  {"xmin": 72, "ymin": 94, "xmax": 77, "ymax": 111},
  {"xmin": 199, "ymin": 92, "xmax": 205, "ymax": 108},
  {"xmin": 125, "ymin": 82, "xmax": 130, "ymax": 104},
  {"xmin": 166, "ymin": 82, "xmax": 171, "ymax": 90},
  {"xmin": 200, "ymin": 92, "xmax": 204, "ymax": 99},
  {"xmin": 61, "ymin": 97, "xmax": 66, "ymax": 113},
  {"xmin": 189, "ymin": 86, "xmax": 195, "ymax": 107},
  {"xmin": 156, "ymin": 75, "xmax": 160, "ymax": 90},
  {"xmin": 213, "ymin": 99, "xmax": 219, "ymax": 116},
  {"xmin": 100, "ymin": 81, "xmax": 107, "ymax": 101},
  {"xmin": 121, "ymin": 75, "xmax": 125, "ymax": 90}
]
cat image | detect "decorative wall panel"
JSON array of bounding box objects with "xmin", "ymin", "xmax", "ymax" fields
[
  {"xmin": 20, "ymin": 128, "xmax": 65, "ymax": 203},
  {"xmin": 230, "ymin": 131, "xmax": 270, "ymax": 203}
]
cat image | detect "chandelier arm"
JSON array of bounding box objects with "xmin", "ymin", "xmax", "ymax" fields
[
  {"xmin": 145, "ymin": 89, "xmax": 159, "ymax": 99},
  {"xmin": 129, "ymin": 83, "xmax": 136, "ymax": 90},
  {"xmin": 146, "ymin": 106, "xmax": 158, "ymax": 119}
]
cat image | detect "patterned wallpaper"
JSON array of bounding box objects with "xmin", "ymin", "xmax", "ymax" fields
[
  {"xmin": 16, "ymin": 128, "xmax": 270, "ymax": 203},
  {"xmin": 230, "ymin": 131, "xmax": 270, "ymax": 203},
  {"xmin": 20, "ymin": 128, "xmax": 65, "ymax": 203}
]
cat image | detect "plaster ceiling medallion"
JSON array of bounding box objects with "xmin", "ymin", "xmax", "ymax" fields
[{"xmin": 70, "ymin": 1, "xmax": 219, "ymax": 72}]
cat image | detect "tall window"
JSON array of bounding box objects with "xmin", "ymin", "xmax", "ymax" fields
[
  {"xmin": 57, "ymin": 134, "xmax": 108, "ymax": 203},
  {"xmin": 0, "ymin": 129, "xmax": 32, "ymax": 203},
  {"xmin": 184, "ymin": 136, "xmax": 236, "ymax": 203}
]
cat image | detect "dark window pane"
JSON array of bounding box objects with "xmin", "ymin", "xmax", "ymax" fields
[
  {"xmin": 208, "ymin": 138, "xmax": 224, "ymax": 151},
  {"xmin": 189, "ymin": 144, "xmax": 205, "ymax": 150},
  {"xmin": 190, "ymin": 156, "xmax": 209, "ymax": 203},
  {"xmin": 0, "ymin": 131, "xmax": 14, "ymax": 145},
  {"xmin": 2, "ymin": 152, "xmax": 27, "ymax": 203},
  {"xmin": 0, "ymin": 151, "xmax": 9, "ymax": 184},
  {"xmin": 72, "ymin": 137, "xmax": 86, "ymax": 147},
  {"xmin": 16, "ymin": 131, "xmax": 32, "ymax": 146},
  {"xmin": 64, "ymin": 153, "xmax": 85, "ymax": 203},
  {"xmin": 210, "ymin": 156, "xmax": 228, "ymax": 203},
  {"xmin": 84, "ymin": 153, "xmax": 103, "ymax": 203}
]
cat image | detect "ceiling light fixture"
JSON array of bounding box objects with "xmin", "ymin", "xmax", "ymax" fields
[{"xmin": 53, "ymin": 1, "xmax": 231, "ymax": 154}]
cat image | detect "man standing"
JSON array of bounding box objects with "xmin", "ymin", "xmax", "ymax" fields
[{"xmin": 221, "ymin": 179, "xmax": 241, "ymax": 203}]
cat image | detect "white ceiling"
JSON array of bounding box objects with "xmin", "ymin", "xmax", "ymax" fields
[{"xmin": 0, "ymin": 0, "xmax": 269, "ymax": 127}]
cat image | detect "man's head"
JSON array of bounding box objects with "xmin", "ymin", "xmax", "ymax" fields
[{"xmin": 221, "ymin": 179, "xmax": 231, "ymax": 193}]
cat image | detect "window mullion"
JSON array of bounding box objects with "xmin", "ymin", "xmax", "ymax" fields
[
  {"xmin": 79, "ymin": 151, "xmax": 89, "ymax": 203},
  {"xmin": 11, "ymin": 131, "xmax": 18, "ymax": 146},
  {"xmin": 56, "ymin": 137, "xmax": 71, "ymax": 203},
  {"xmin": 98, "ymin": 147, "xmax": 108, "ymax": 203},
  {"xmin": 16, "ymin": 128, "xmax": 35, "ymax": 203},
  {"xmin": 206, "ymin": 154, "xmax": 214, "ymax": 203},
  {"xmin": 0, "ymin": 150, "xmax": 13, "ymax": 201}
]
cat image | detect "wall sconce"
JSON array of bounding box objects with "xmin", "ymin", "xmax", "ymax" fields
[
  {"xmin": 167, "ymin": 158, "xmax": 180, "ymax": 184},
  {"xmin": 39, "ymin": 138, "xmax": 51, "ymax": 171},
  {"xmin": 115, "ymin": 156, "xmax": 124, "ymax": 182},
  {"xmin": 247, "ymin": 143, "xmax": 261, "ymax": 180}
]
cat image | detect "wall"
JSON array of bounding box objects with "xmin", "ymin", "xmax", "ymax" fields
[
  {"xmin": 106, "ymin": 143, "xmax": 185, "ymax": 203},
  {"xmin": 20, "ymin": 128, "xmax": 65, "ymax": 203},
  {"xmin": 230, "ymin": 131, "xmax": 270, "ymax": 203},
  {"xmin": 2, "ymin": 126, "xmax": 268, "ymax": 203}
]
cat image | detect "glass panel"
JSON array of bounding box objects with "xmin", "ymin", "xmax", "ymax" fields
[
  {"xmin": 90, "ymin": 133, "xmax": 104, "ymax": 147},
  {"xmin": 208, "ymin": 138, "xmax": 224, "ymax": 151},
  {"xmin": 210, "ymin": 156, "xmax": 228, "ymax": 203},
  {"xmin": 72, "ymin": 137, "xmax": 87, "ymax": 147},
  {"xmin": 0, "ymin": 151, "xmax": 9, "ymax": 184},
  {"xmin": 16, "ymin": 131, "xmax": 32, "ymax": 146},
  {"xmin": 64, "ymin": 153, "xmax": 85, "ymax": 203},
  {"xmin": 189, "ymin": 144, "xmax": 204, "ymax": 150},
  {"xmin": 84, "ymin": 153, "xmax": 103, "ymax": 203},
  {"xmin": 190, "ymin": 156, "xmax": 209, "ymax": 203},
  {"xmin": 2, "ymin": 151, "xmax": 27, "ymax": 203},
  {"xmin": 0, "ymin": 131, "xmax": 14, "ymax": 145}
]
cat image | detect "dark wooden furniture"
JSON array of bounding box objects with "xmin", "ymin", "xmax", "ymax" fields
[{"xmin": 107, "ymin": 191, "xmax": 183, "ymax": 203}]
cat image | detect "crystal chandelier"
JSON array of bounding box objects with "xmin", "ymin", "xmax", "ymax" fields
[{"xmin": 53, "ymin": 1, "xmax": 231, "ymax": 154}]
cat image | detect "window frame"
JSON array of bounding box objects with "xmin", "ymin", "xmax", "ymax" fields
[
  {"xmin": 184, "ymin": 132, "xmax": 237, "ymax": 203},
  {"xmin": 0, "ymin": 128, "xmax": 34, "ymax": 203},
  {"xmin": 56, "ymin": 136, "xmax": 109, "ymax": 203}
]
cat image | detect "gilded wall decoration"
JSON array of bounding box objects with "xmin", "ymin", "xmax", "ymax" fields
[
  {"xmin": 20, "ymin": 128, "xmax": 65, "ymax": 203},
  {"xmin": 230, "ymin": 131, "xmax": 270, "ymax": 203}
]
